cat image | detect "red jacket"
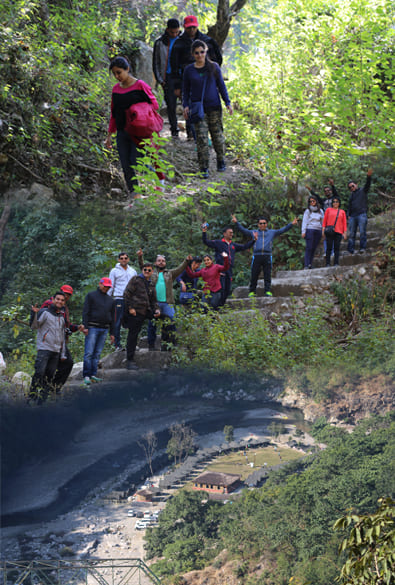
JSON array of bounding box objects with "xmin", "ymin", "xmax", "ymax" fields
[
  {"xmin": 322, "ymin": 208, "xmax": 347, "ymax": 235},
  {"xmin": 186, "ymin": 256, "xmax": 230, "ymax": 294}
]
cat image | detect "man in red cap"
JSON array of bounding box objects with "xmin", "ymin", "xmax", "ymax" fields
[
  {"xmin": 170, "ymin": 15, "xmax": 222, "ymax": 138},
  {"xmin": 33, "ymin": 284, "xmax": 84, "ymax": 391},
  {"xmin": 82, "ymin": 278, "xmax": 115, "ymax": 386}
]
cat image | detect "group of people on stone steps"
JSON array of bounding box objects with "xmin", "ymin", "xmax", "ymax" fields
[{"xmin": 28, "ymin": 167, "xmax": 374, "ymax": 403}]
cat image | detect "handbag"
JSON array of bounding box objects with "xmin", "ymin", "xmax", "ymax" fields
[
  {"xmin": 125, "ymin": 101, "xmax": 163, "ymax": 139},
  {"xmin": 189, "ymin": 76, "xmax": 207, "ymax": 124},
  {"xmin": 179, "ymin": 291, "xmax": 195, "ymax": 304},
  {"xmin": 324, "ymin": 209, "xmax": 340, "ymax": 236}
]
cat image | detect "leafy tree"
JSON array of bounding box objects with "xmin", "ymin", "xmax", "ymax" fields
[
  {"xmin": 167, "ymin": 423, "xmax": 197, "ymax": 465},
  {"xmin": 224, "ymin": 424, "xmax": 234, "ymax": 442},
  {"xmin": 334, "ymin": 497, "xmax": 395, "ymax": 585}
]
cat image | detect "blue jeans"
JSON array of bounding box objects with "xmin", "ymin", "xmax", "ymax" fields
[
  {"xmin": 202, "ymin": 290, "xmax": 222, "ymax": 311},
  {"xmin": 347, "ymin": 212, "xmax": 368, "ymax": 253},
  {"xmin": 304, "ymin": 229, "xmax": 322, "ymax": 267},
  {"xmin": 148, "ymin": 302, "xmax": 175, "ymax": 348},
  {"xmin": 83, "ymin": 327, "xmax": 108, "ymax": 378}
]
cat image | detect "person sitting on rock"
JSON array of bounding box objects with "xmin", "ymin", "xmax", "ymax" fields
[
  {"xmin": 177, "ymin": 256, "xmax": 202, "ymax": 306},
  {"xmin": 232, "ymin": 214, "xmax": 298, "ymax": 297},
  {"xmin": 185, "ymin": 252, "xmax": 229, "ymax": 311}
]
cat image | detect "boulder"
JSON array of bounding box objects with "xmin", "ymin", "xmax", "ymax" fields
[
  {"xmin": 133, "ymin": 41, "xmax": 156, "ymax": 88},
  {"xmin": 69, "ymin": 361, "xmax": 83, "ymax": 380},
  {"xmin": 11, "ymin": 371, "xmax": 32, "ymax": 389},
  {"xmin": 3, "ymin": 183, "xmax": 59, "ymax": 209}
]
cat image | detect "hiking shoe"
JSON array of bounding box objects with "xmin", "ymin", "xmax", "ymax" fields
[
  {"xmin": 126, "ymin": 361, "xmax": 138, "ymax": 370},
  {"xmin": 83, "ymin": 377, "xmax": 91, "ymax": 385},
  {"xmin": 200, "ymin": 169, "xmax": 209, "ymax": 179},
  {"xmin": 265, "ymin": 291, "xmax": 273, "ymax": 297},
  {"xmin": 248, "ymin": 292, "xmax": 256, "ymax": 297},
  {"xmin": 359, "ymin": 249, "xmax": 366, "ymax": 254},
  {"xmin": 217, "ymin": 160, "xmax": 226, "ymax": 172},
  {"xmin": 90, "ymin": 376, "xmax": 103, "ymax": 383}
]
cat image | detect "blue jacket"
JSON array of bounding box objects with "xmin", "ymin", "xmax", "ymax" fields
[
  {"xmin": 202, "ymin": 232, "xmax": 254, "ymax": 275},
  {"xmin": 235, "ymin": 221, "xmax": 294, "ymax": 256},
  {"xmin": 182, "ymin": 63, "xmax": 230, "ymax": 110}
]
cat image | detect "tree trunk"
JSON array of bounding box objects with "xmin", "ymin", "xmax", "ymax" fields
[
  {"xmin": 0, "ymin": 202, "xmax": 11, "ymax": 272},
  {"xmin": 207, "ymin": 0, "xmax": 249, "ymax": 48}
]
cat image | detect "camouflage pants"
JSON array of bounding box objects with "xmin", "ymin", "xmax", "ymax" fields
[{"xmin": 195, "ymin": 109, "xmax": 225, "ymax": 171}]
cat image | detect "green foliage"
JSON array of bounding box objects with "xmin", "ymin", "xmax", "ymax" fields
[
  {"xmin": 224, "ymin": 425, "xmax": 235, "ymax": 442},
  {"xmin": 225, "ymin": 0, "xmax": 394, "ymax": 179},
  {"xmin": 166, "ymin": 423, "xmax": 197, "ymax": 465},
  {"xmin": 144, "ymin": 416, "xmax": 395, "ymax": 585},
  {"xmin": 331, "ymin": 275, "xmax": 391, "ymax": 324},
  {"xmin": 145, "ymin": 490, "xmax": 224, "ymax": 576},
  {"xmin": 334, "ymin": 497, "xmax": 395, "ymax": 585}
]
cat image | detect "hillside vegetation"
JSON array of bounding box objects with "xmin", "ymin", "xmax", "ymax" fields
[
  {"xmin": 0, "ymin": 1, "xmax": 394, "ymax": 584},
  {"xmin": 144, "ymin": 415, "xmax": 394, "ymax": 585}
]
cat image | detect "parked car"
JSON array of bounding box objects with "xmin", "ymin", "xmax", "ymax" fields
[
  {"xmin": 135, "ymin": 511, "xmax": 144, "ymax": 518},
  {"xmin": 127, "ymin": 509, "xmax": 136, "ymax": 517},
  {"xmin": 135, "ymin": 520, "xmax": 150, "ymax": 530},
  {"xmin": 143, "ymin": 511, "xmax": 152, "ymax": 519}
]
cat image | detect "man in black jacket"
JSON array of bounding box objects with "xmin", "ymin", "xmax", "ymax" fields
[
  {"xmin": 153, "ymin": 18, "xmax": 181, "ymax": 138},
  {"xmin": 82, "ymin": 278, "xmax": 115, "ymax": 386},
  {"xmin": 347, "ymin": 168, "xmax": 373, "ymax": 254},
  {"xmin": 123, "ymin": 263, "xmax": 160, "ymax": 370}
]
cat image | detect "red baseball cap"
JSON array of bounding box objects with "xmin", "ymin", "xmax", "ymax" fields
[
  {"xmin": 184, "ymin": 15, "xmax": 198, "ymax": 28},
  {"xmin": 100, "ymin": 277, "xmax": 112, "ymax": 287},
  {"xmin": 60, "ymin": 284, "xmax": 74, "ymax": 295}
]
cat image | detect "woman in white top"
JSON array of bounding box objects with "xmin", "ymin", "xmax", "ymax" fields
[{"xmin": 301, "ymin": 195, "xmax": 324, "ymax": 269}]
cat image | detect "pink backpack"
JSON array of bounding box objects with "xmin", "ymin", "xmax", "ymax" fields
[{"xmin": 125, "ymin": 102, "xmax": 163, "ymax": 138}]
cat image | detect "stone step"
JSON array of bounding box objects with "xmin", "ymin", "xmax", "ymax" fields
[
  {"xmin": 232, "ymin": 264, "xmax": 372, "ymax": 299},
  {"xmin": 311, "ymin": 250, "xmax": 374, "ymax": 269},
  {"xmin": 225, "ymin": 294, "xmax": 322, "ymax": 316}
]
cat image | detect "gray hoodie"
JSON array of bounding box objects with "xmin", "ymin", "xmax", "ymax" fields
[{"xmin": 32, "ymin": 305, "xmax": 66, "ymax": 358}]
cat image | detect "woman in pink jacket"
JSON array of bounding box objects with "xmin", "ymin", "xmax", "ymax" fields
[
  {"xmin": 322, "ymin": 196, "xmax": 347, "ymax": 266},
  {"xmin": 105, "ymin": 56, "xmax": 163, "ymax": 199},
  {"xmin": 186, "ymin": 252, "xmax": 229, "ymax": 310}
]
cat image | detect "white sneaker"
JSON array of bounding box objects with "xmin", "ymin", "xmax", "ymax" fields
[{"xmin": 83, "ymin": 377, "xmax": 91, "ymax": 386}]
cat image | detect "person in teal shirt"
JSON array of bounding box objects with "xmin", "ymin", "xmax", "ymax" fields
[{"xmin": 138, "ymin": 252, "xmax": 191, "ymax": 350}]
